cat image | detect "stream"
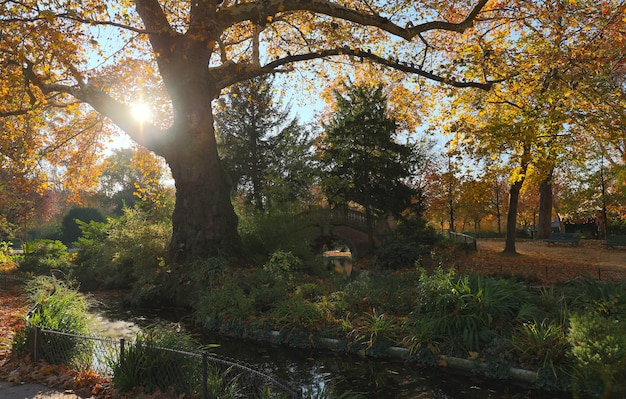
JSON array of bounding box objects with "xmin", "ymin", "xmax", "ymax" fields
[{"xmin": 88, "ymin": 292, "xmax": 568, "ymax": 399}]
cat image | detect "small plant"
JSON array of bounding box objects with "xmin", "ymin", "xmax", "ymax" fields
[
  {"xmin": 512, "ymin": 320, "xmax": 571, "ymax": 379},
  {"xmin": 263, "ymin": 250, "xmax": 301, "ymax": 283},
  {"xmin": 0, "ymin": 240, "xmax": 16, "ymax": 272},
  {"xmin": 349, "ymin": 309, "xmax": 397, "ymax": 352},
  {"xmin": 195, "ymin": 278, "xmax": 255, "ymax": 329}
]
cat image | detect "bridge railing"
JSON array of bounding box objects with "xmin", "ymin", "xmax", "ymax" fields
[
  {"xmin": 446, "ymin": 231, "xmax": 477, "ymax": 251},
  {"xmin": 328, "ymin": 205, "xmax": 368, "ymax": 228}
]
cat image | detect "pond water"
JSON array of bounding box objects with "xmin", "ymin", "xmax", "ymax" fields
[{"xmin": 88, "ymin": 293, "xmax": 568, "ymax": 399}]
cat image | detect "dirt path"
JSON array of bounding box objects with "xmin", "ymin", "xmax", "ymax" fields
[{"xmin": 455, "ymin": 238, "xmax": 626, "ymax": 284}]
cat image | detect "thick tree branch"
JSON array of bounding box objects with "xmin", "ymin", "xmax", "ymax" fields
[
  {"xmin": 23, "ymin": 61, "xmax": 168, "ymax": 155},
  {"xmin": 213, "ymin": 47, "xmax": 497, "ymax": 90},
  {"xmin": 218, "ymin": 0, "xmax": 489, "ymax": 40}
]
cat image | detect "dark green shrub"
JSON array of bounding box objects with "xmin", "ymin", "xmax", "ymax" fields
[
  {"xmin": 375, "ymin": 217, "xmax": 438, "ymax": 270},
  {"xmin": 568, "ymin": 312, "xmax": 626, "ymax": 397},
  {"xmin": 238, "ymin": 210, "xmax": 318, "ymax": 267},
  {"xmin": 60, "ymin": 207, "xmax": 105, "ymax": 247}
]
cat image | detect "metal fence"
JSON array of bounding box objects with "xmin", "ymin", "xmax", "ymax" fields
[
  {"xmin": 28, "ymin": 325, "xmax": 301, "ymax": 399},
  {"xmin": 446, "ymin": 231, "xmax": 477, "ymax": 251}
]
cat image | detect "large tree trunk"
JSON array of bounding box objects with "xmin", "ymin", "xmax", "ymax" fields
[
  {"xmin": 537, "ymin": 169, "xmax": 553, "ymax": 239},
  {"xmin": 159, "ymin": 66, "xmax": 242, "ymax": 265},
  {"xmin": 168, "ymin": 148, "xmax": 241, "ymax": 265},
  {"xmin": 166, "ymin": 115, "xmax": 242, "ymax": 265}
]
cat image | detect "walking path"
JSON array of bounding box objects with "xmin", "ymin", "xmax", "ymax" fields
[{"xmin": 0, "ymin": 381, "xmax": 95, "ymax": 399}]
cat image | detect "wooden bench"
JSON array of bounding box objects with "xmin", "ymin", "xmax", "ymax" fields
[
  {"xmin": 544, "ymin": 232, "xmax": 581, "ymax": 246},
  {"xmin": 603, "ymin": 235, "xmax": 626, "ymax": 249}
]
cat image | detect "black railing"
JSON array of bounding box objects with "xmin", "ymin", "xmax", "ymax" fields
[
  {"xmin": 446, "ymin": 231, "xmax": 477, "ymax": 251},
  {"xmin": 28, "ymin": 325, "xmax": 301, "ymax": 399}
]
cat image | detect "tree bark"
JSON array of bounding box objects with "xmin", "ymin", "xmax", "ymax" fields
[
  {"xmin": 166, "ymin": 112, "xmax": 242, "ymax": 265},
  {"xmin": 503, "ymin": 145, "xmax": 531, "ymax": 255},
  {"xmin": 503, "ymin": 179, "xmax": 523, "ymax": 255},
  {"xmin": 537, "ymin": 169, "xmax": 554, "ymax": 239}
]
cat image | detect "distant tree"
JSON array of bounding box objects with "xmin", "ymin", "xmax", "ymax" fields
[
  {"xmin": 317, "ymin": 81, "xmax": 417, "ymax": 248},
  {"xmin": 97, "ymin": 147, "xmax": 174, "ymax": 220},
  {"xmin": 215, "ymin": 75, "xmax": 314, "ymax": 211},
  {"xmin": 98, "ymin": 148, "xmax": 141, "ymax": 213}
]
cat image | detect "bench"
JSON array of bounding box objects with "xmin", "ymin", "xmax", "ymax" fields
[
  {"xmin": 603, "ymin": 235, "xmax": 626, "ymax": 249},
  {"xmin": 544, "ymin": 232, "xmax": 581, "ymax": 246}
]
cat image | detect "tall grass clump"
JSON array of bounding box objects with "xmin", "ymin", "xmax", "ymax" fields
[
  {"xmin": 21, "ymin": 276, "xmax": 92, "ymax": 367},
  {"xmin": 112, "ymin": 325, "xmax": 200, "ymax": 396},
  {"xmin": 412, "ymin": 268, "xmax": 533, "ymax": 354}
]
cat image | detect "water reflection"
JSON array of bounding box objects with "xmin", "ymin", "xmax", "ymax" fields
[{"xmin": 88, "ymin": 294, "xmax": 568, "ymax": 399}]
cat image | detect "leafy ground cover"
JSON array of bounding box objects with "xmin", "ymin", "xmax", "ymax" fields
[
  {"xmin": 459, "ymin": 239, "xmax": 626, "ymax": 284},
  {"xmin": 2, "ymin": 239, "xmax": 625, "ymax": 398}
]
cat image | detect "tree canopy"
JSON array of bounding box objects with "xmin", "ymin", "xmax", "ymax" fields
[{"xmin": 1, "ymin": 0, "xmax": 503, "ymax": 264}]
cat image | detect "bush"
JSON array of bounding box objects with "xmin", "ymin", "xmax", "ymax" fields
[
  {"xmin": 414, "ymin": 268, "xmax": 532, "ymax": 353},
  {"xmin": 238, "ymin": 210, "xmax": 318, "ymax": 267},
  {"xmin": 18, "ymin": 239, "xmax": 72, "ymax": 276},
  {"xmin": 0, "ymin": 241, "xmax": 16, "ymax": 271},
  {"xmin": 568, "ymin": 312, "xmax": 626, "ymax": 397},
  {"xmin": 375, "ymin": 217, "xmax": 438, "ymax": 270},
  {"xmin": 22, "ymin": 276, "xmax": 92, "ymax": 367},
  {"xmin": 512, "ymin": 320, "xmax": 571, "ymax": 381},
  {"xmin": 263, "ymin": 250, "xmax": 301, "ymax": 284},
  {"xmin": 73, "ymin": 208, "xmax": 171, "ymax": 303},
  {"xmin": 60, "ymin": 207, "xmax": 105, "ymax": 247},
  {"xmin": 113, "ymin": 326, "xmax": 200, "ymax": 395},
  {"xmin": 195, "ymin": 278, "xmax": 255, "ymax": 329}
]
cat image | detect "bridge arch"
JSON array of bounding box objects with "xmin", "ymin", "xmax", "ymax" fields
[{"xmin": 310, "ymin": 207, "xmax": 397, "ymax": 260}]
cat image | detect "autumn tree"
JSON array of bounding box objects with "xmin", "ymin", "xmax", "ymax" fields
[
  {"xmin": 439, "ymin": 0, "xmax": 626, "ymax": 254},
  {"xmin": 96, "ymin": 147, "xmax": 174, "ymax": 219},
  {"xmin": 1, "ymin": 0, "xmax": 501, "ymax": 266},
  {"xmin": 98, "ymin": 148, "xmax": 142, "ymax": 213}
]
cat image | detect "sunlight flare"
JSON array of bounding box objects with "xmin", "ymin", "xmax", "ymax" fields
[{"xmin": 131, "ymin": 102, "xmax": 151, "ymax": 122}]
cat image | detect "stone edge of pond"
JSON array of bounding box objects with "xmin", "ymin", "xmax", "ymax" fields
[{"xmin": 268, "ymin": 331, "xmax": 538, "ymax": 385}]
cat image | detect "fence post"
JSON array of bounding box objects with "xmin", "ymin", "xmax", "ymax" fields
[
  {"xmin": 119, "ymin": 338, "xmax": 125, "ymax": 367},
  {"xmin": 32, "ymin": 326, "xmax": 40, "ymax": 363},
  {"xmin": 202, "ymin": 352, "xmax": 208, "ymax": 399}
]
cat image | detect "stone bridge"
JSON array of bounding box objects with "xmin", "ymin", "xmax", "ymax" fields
[{"xmin": 310, "ymin": 206, "xmax": 397, "ymax": 260}]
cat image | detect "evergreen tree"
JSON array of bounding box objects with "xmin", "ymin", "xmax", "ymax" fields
[
  {"xmin": 215, "ymin": 75, "xmax": 314, "ymax": 212},
  {"xmin": 317, "ymin": 81, "xmax": 417, "ymax": 248}
]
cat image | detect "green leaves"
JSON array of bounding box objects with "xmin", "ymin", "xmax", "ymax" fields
[{"xmin": 317, "ymin": 81, "xmax": 418, "ymax": 219}]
